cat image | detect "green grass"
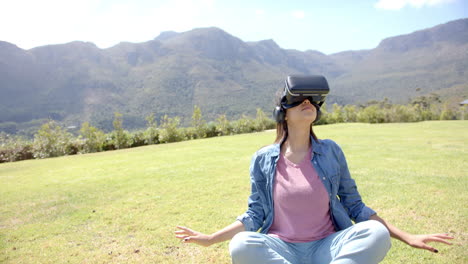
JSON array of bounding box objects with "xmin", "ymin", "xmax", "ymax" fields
[{"xmin": 1, "ymin": 121, "xmax": 467, "ymax": 263}]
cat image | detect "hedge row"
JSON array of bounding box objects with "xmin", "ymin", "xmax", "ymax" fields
[
  {"xmin": 0, "ymin": 109, "xmax": 275, "ymax": 163},
  {"xmin": 1, "ymin": 99, "xmax": 466, "ymax": 163}
]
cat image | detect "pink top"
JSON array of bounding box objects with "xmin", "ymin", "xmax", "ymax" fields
[{"xmin": 268, "ymin": 148, "xmax": 336, "ymax": 242}]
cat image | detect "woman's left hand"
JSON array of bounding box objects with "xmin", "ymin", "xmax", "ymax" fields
[{"xmin": 406, "ymin": 233, "xmax": 454, "ymax": 253}]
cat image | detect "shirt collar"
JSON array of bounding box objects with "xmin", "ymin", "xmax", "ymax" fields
[{"xmin": 270, "ymin": 136, "xmax": 323, "ymax": 158}]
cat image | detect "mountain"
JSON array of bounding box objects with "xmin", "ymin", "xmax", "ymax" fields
[
  {"xmin": 0, "ymin": 19, "xmax": 467, "ymax": 133},
  {"xmin": 330, "ymin": 19, "xmax": 468, "ymax": 104}
]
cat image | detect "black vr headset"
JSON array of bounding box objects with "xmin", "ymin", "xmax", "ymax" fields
[{"xmin": 273, "ymin": 75, "xmax": 330, "ymax": 123}]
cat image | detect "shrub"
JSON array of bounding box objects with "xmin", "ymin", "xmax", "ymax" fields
[
  {"xmin": 183, "ymin": 127, "xmax": 197, "ymax": 140},
  {"xmin": 254, "ymin": 109, "xmax": 269, "ymax": 132},
  {"xmin": 32, "ymin": 121, "xmax": 74, "ymax": 159},
  {"xmin": 159, "ymin": 115, "xmax": 184, "ymax": 143},
  {"xmin": 102, "ymin": 136, "xmax": 116, "ymax": 151},
  {"xmin": 205, "ymin": 122, "xmax": 218, "ymax": 138},
  {"xmin": 112, "ymin": 112, "xmax": 129, "ymax": 149},
  {"xmin": 191, "ymin": 105, "xmax": 207, "ymax": 139},
  {"xmin": 328, "ymin": 104, "xmax": 345, "ymax": 124},
  {"xmin": 144, "ymin": 127, "xmax": 160, "ymax": 145},
  {"xmin": 129, "ymin": 131, "xmax": 146, "ymax": 148},
  {"xmin": 0, "ymin": 133, "xmax": 33, "ymax": 163},
  {"xmin": 215, "ymin": 114, "xmax": 231, "ymax": 136},
  {"xmin": 79, "ymin": 122, "xmax": 105, "ymax": 153},
  {"xmin": 144, "ymin": 114, "xmax": 159, "ymax": 144},
  {"xmin": 231, "ymin": 115, "xmax": 256, "ymax": 134},
  {"xmin": 357, "ymin": 105, "xmax": 386, "ymax": 123},
  {"xmin": 440, "ymin": 103, "xmax": 457, "ymax": 120},
  {"xmin": 108, "ymin": 130, "xmax": 131, "ymax": 149},
  {"xmin": 343, "ymin": 105, "xmax": 358, "ymax": 122}
]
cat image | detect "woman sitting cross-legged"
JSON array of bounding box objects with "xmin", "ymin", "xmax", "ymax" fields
[{"xmin": 175, "ymin": 75, "xmax": 453, "ymax": 264}]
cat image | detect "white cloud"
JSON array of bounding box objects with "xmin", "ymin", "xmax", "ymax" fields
[
  {"xmin": 0, "ymin": 0, "xmax": 218, "ymax": 49},
  {"xmin": 374, "ymin": 0, "xmax": 456, "ymax": 10},
  {"xmin": 0, "ymin": 0, "xmax": 99, "ymax": 48},
  {"xmin": 291, "ymin": 10, "xmax": 305, "ymax": 19}
]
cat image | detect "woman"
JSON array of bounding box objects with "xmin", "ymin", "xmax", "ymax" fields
[{"xmin": 175, "ymin": 76, "xmax": 453, "ymax": 263}]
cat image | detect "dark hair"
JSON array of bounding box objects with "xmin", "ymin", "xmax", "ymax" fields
[{"xmin": 273, "ymin": 89, "xmax": 318, "ymax": 144}]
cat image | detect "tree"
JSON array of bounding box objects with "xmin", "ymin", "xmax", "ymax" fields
[
  {"xmin": 145, "ymin": 113, "xmax": 159, "ymax": 144},
  {"xmin": 460, "ymin": 105, "xmax": 468, "ymax": 120},
  {"xmin": 159, "ymin": 115, "xmax": 184, "ymax": 143},
  {"xmin": 0, "ymin": 132, "xmax": 33, "ymax": 162},
  {"xmin": 255, "ymin": 108, "xmax": 269, "ymax": 131},
  {"xmin": 112, "ymin": 112, "xmax": 129, "ymax": 149},
  {"xmin": 391, "ymin": 105, "xmax": 417, "ymax": 122},
  {"xmin": 215, "ymin": 114, "xmax": 231, "ymax": 136},
  {"xmin": 233, "ymin": 115, "xmax": 256, "ymax": 134},
  {"xmin": 440, "ymin": 103, "xmax": 456, "ymax": 120},
  {"xmin": 79, "ymin": 122, "xmax": 105, "ymax": 153},
  {"xmin": 191, "ymin": 105, "xmax": 207, "ymax": 139},
  {"xmin": 357, "ymin": 105, "xmax": 385, "ymax": 123},
  {"xmin": 343, "ymin": 105, "xmax": 358, "ymax": 122},
  {"xmin": 33, "ymin": 121, "xmax": 73, "ymax": 158},
  {"xmin": 330, "ymin": 104, "xmax": 345, "ymax": 124}
]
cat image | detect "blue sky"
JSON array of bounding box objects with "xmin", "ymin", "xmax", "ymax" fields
[{"xmin": 0, "ymin": 0, "xmax": 466, "ymax": 54}]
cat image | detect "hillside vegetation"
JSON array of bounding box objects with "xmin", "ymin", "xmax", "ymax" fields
[
  {"xmin": 0, "ymin": 19, "xmax": 467, "ymax": 132},
  {"xmin": 1, "ymin": 121, "xmax": 466, "ymax": 263}
]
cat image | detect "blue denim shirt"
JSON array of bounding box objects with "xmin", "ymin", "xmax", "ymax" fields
[{"xmin": 237, "ymin": 138, "xmax": 376, "ymax": 233}]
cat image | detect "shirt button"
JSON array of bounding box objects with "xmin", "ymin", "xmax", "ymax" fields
[{"xmin": 322, "ymin": 177, "xmax": 326, "ymax": 180}]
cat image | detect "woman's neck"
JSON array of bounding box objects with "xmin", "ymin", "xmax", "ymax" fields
[{"xmin": 283, "ymin": 125, "xmax": 311, "ymax": 153}]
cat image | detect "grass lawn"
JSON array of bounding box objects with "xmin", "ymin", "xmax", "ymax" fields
[{"xmin": 1, "ymin": 121, "xmax": 466, "ymax": 263}]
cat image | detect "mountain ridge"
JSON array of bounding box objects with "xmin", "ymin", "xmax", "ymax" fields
[{"xmin": 0, "ymin": 18, "xmax": 466, "ymax": 133}]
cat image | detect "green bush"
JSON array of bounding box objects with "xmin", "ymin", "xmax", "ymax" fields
[
  {"xmin": 205, "ymin": 122, "xmax": 218, "ymax": 138},
  {"xmin": 254, "ymin": 109, "xmax": 269, "ymax": 131},
  {"xmin": 191, "ymin": 105, "xmax": 207, "ymax": 139},
  {"xmin": 102, "ymin": 136, "xmax": 116, "ymax": 151},
  {"xmin": 231, "ymin": 115, "xmax": 256, "ymax": 134},
  {"xmin": 112, "ymin": 112, "xmax": 130, "ymax": 149},
  {"xmin": 32, "ymin": 121, "xmax": 74, "ymax": 159},
  {"xmin": 329, "ymin": 104, "xmax": 345, "ymax": 124},
  {"xmin": 2, "ymin": 96, "xmax": 464, "ymax": 164},
  {"xmin": 440, "ymin": 103, "xmax": 457, "ymax": 120},
  {"xmin": 357, "ymin": 105, "xmax": 386, "ymax": 123},
  {"xmin": 79, "ymin": 122, "xmax": 105, "ymax": 153},
  {"xmin": 215, "ymin": 114, "xmax": 232, "ymax": 136},
  {"xmin": 108, "ymin": 130, "xmax": 131, "ymax": 149},
  {"xmin": 0, "ymin": 133, "xmax": 33, "ymax": 163},
  {"xmin": 144, "ymin": 127, "xmax": 159, "ymax": 145},
  {"xmin": 459, "ymin": 106, "xmax": 468, "ymax": 120},
  {"xmin": 144, "ymin": 114, "xmax": 159, "ymax": 144},
  {"xmin": 159, "ymin": 115, "xmax": 184, "ymax": 143},
  {"xmin": 129, "ymin": 131, "xmax": 146, "ymax": 148},
  {"xmin": 343, "ymin": 105, "xmax": 358, "ymax": 122}
]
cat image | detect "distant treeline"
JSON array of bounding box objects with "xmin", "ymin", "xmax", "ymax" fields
[
  {"xmin": 0, "ymin": 107, "xmax": 276, "ymax": 163},
  {"xmin": 1, "ymin": 95, "xmax": 466, "ymax": 163},
  {"xmin": 317, "ymin": 94, "xmax": 466, "ymax": 125}
]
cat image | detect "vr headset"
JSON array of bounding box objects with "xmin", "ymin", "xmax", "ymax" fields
[{"xmin": 274, "ymin": 75, "xmax": 330, "ymax": 123}]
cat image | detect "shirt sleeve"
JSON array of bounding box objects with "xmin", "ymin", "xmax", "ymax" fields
[
  {"xmin": 236, "ymin": 153, "xmax": 266, "ymax": 232},
  {"xmin": 333, "ymin": 141, "xmax": 376, "ymax": 222}
]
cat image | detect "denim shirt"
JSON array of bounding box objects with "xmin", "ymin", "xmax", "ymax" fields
[{"xmin": 237, "ymin": 137, "xmax": 376, "ymax": 233}]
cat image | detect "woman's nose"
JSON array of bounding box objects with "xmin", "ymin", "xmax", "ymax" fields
[{"xmin": 302, "ymin": 99, "xmax": 311, "ymax": 104}]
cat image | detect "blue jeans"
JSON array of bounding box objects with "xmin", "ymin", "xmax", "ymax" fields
[{"xmin": 229, "ymin": 220, "xmax": 391, "ymax": 264}]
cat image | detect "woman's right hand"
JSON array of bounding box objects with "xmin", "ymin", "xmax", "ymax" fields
[{"xmin": 175, "ymin": 226, "xmax": 214, "ymax": 247}]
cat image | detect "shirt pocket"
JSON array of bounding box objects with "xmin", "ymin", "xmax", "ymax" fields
[{"xmin": 323, "ymin": 166, "xmax": 340, "ymax": 195}]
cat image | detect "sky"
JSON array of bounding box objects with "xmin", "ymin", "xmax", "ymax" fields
[{"xmin": 0, "ymin": 0, "xmax": 466, "ymax": 54}]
